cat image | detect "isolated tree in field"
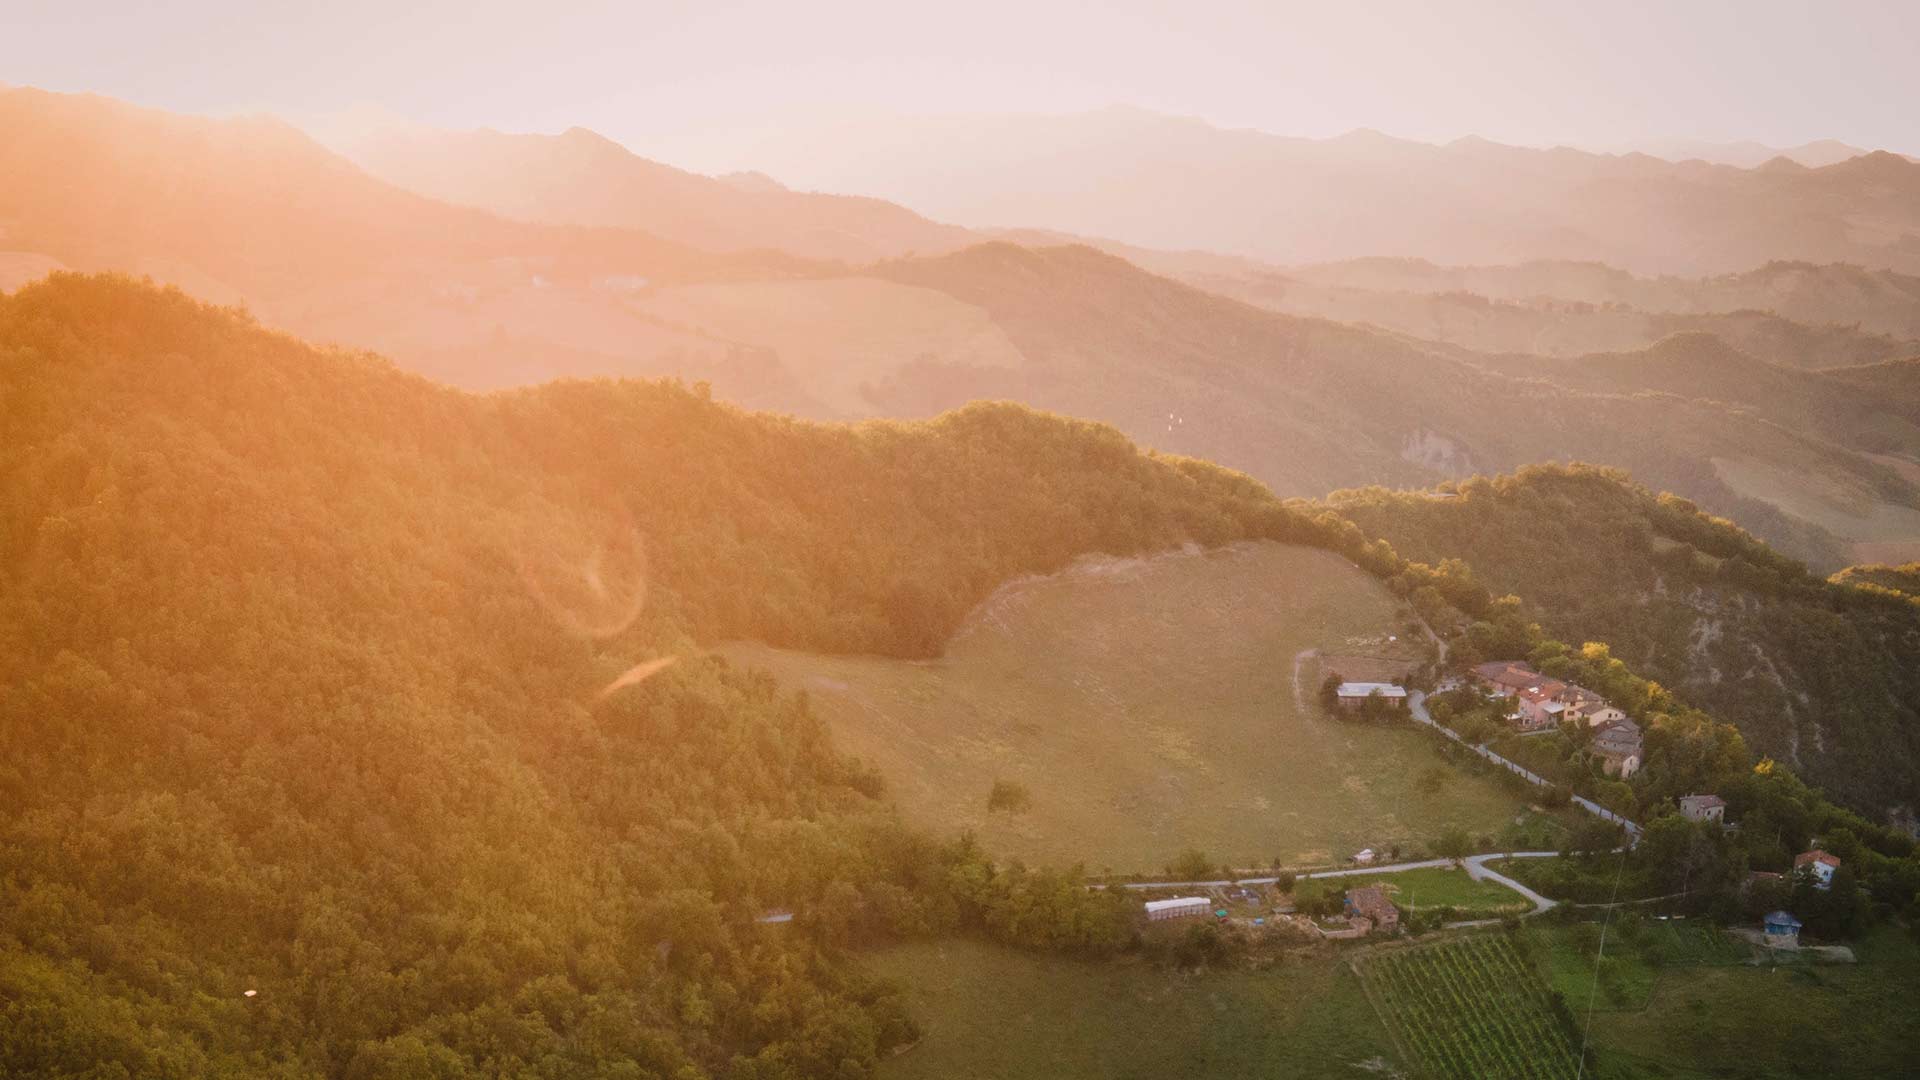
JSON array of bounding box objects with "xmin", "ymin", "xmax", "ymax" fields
[
  {"xmin": 1169, "ymin": 849, "xmax": 1215, "ymax": 881},
  {"xmin": 1434, "ymin": 825, "xmax": 1473, "ymax": 865},
  {"xmin": 1319, "ymin": 672, "xmax": 1343, "ymax": 710},
  {"xmin": 986, "ymin": 778, "xmax": 1032, "ymax": 818}
]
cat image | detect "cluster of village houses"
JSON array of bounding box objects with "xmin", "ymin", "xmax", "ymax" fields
[
  {"xmin": 1330, "ymin": 659, "xmax": 1644, "ymax": 776},
  {"xmin": 1167, "ymin": 661, "xmax": 1846, "ymax": 945},
  {"xmin": 1469, "ymin": 661, "xmax": 1643, "ymax": 776}
]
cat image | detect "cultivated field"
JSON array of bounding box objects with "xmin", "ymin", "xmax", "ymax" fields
[
  {"xmin": 869, "ymin": 939, "xmax": 1399, "ymax": 1079},
  {"xmin": 725, "ymin": 541, "xmax": 1529, "ymax": 873},
  {"xmin": 1361, "ymin": 933, "xmax": 1584, "ymax": 1080}
]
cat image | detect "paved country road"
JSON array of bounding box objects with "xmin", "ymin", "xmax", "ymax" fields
[{"xmin": 1407, "ymin": 689, "xmax": 1641, "ymax": 838}]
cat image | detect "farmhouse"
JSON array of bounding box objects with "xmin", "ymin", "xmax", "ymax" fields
[
  {"xmin": 1795, "ymin": 849, "xmax": 1840, "ymax": 889},
  {"xmin": 1343, "ymin": 885, "xmax": 1400, "ymax": 933},
  {"xmin": 1591, "ymin": 718, "xmax": 1643, "ymax": 778},
  {"xmin": 1679, "ymin": 794, "xmax": 1726, "ymax": 823},
  {"xmin": 1578, "ymin": 702, "xmax": 1628, "ymax": 728},
  {"xmin": 1335, "ymin": 682, "xmax": 1408, "ymax": 711},
  {"xmin": 1471, "ymin": 661, "xmax": 1540, "ymax": 697},
  {"xmin": 1515, "ymin": 684, "xmax": 1568, "ymax": 730},
  {"xmin": 1144, "ymin": 896, "xmax": 1212, "ymax": 921},
  {"xmin": 1762, "ymin": 910, "xmax": 1803, "ymax": 947}
]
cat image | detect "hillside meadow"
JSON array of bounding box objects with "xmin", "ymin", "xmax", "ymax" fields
[
  {"xmin": 868, "ymin": 939, "xmax": 1396, "ymax": 1080},
  {"xmin": 726, "ymin": 541, "xmax": 1529, "ymax": 874}
]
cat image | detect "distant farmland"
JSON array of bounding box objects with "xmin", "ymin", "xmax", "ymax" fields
[{"xmin": 725, "ymin": 541, "xmax": 1527, "ymax": 873}]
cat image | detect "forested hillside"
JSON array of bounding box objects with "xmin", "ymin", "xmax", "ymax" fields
[
  {"xmin": 1327, "ymin": 466, "xmax": 1920, "ymax": 819},
  {"xmin": 0, "ymin": 275, "xmax": 1317, "ymax": 1078},
  {"xmin": 871, "ymin": 243, "xmax": 1906, "ymax": 569},
  {"xmin": 11, "ymin": 88, "xmax": 1920, "ymax": 574}
]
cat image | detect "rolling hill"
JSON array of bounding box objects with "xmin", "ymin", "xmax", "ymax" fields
[
  {"xmin": 12, "ymin": 86, "xmax": 1920, "ymax": 569},
  {"xmin": 1327, "ymin": 465, "xmax": 1920, "ymax": 820},
  {"xmin": 2, "ymin": 272, "xmax": 1388, "ymax": 1075},
  {"xmin": 1185, "ymin": 266, "xmax": 1920, "ymax": 370},
  {"xmin": 727, "ymin": 106, "xmax": 1920, "ymax": 276},
  {"xmin": 864, "ymin": 243, "xmax": 1916, "ymax": 569},
  {"xmin": 328, "ymin": 122, "xmax": 976, "ymax": 263},
  {"xmin": 727, "ymin": 542, "xmax": 1535, "ymax": 873},
  {"xmin": 0, "ymin": 86, "xmax": 827, "ymax": 393}
]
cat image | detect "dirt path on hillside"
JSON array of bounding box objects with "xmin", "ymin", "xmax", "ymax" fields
[{"xmin": 1291, "ymin": 647, "xmax": 1318, "ymax": 712}]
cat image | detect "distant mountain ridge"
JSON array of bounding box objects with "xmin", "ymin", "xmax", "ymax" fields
[
  {"xmin": 723, "ymin": 107, "xmax": 1920, "ymax": 276},
  {"xmin": 327, "ymin": 121, "xmax": 976, "ymax": 263},
  {"xmin": 8, "ymin": 86, "xmax": 1920, "ymax": 570}
]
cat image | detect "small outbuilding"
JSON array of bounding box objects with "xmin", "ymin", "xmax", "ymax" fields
[
  {"xmin": 1145, "ymin": 896, "xmax": 1212, "ymax": 922},
  {"xmin": 1334, "ymin": 682, "xmax": 1409, "ymax": 710},
  {"xmin": 1678, "ymin": 794, "xmax": 1727, "ymax": 824},
  {"xmin": 1762, "ymin": 910, "xmax": 1803, "ymax": 947}
]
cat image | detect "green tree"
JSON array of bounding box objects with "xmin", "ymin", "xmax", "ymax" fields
[
  {"xmin": 986, "ymin": 778, "xmax": 1033, "ymax": 818},
  {"xmin": 1168, "ymin": 849, "xmax": 1217, "ymax": 881},
  {"xmin": 1433, "ymin": 826, "xmax": 1473, "ymax": 865}
]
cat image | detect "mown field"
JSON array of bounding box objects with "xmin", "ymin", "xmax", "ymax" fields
[
  {"xmin": 868, "ymin": 939, "xmax": 1399, "ymax": 1079},
  {"xmin": 1301, "ymin": 866, "xmax": 1532, "ymax": 918},
  {"xmin": 726, "ymin": 541, "xmax": 1530, "ymax": 873},
  {"xmin": 1361, "ymin": 933, "xmax": 1584, "ymax": 1080}
]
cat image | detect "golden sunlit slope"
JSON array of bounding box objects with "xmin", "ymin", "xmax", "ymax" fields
[
  {"xmin": 332, "ymin": 123, "xmax": 977, "ymax": 263},
  {"xmin": 0, "ymin": 273, "xmax": 1371, "ymax": 1076}
]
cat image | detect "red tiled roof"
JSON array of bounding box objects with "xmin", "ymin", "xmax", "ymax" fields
[
  {"xmin": 1346, "ymin": 885, "xmax": 1398, "ymax": 921},
  {"xmin": 1795, "ymin": 849, "xmax": 1840, "ymax": 869}
]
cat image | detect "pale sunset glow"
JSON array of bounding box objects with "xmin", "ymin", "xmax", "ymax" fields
[{"xmin": 4, "ymin": 4, "xmax": 1919, "ymax": 1078}]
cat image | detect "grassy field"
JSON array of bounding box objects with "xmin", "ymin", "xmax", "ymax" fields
[
  {"xmin": 1299, "ymin": 866, "xmax": 1531, "ymax": 917},
  {"xmin": 867, "ymin": 939, "xmax": 1400, "ymax": 1079},
  {"xmin": 1584, "ymin": 926, "xmax": 1920, "ymax": 1079},
  {"xmin": 725, "ymin": 541, "xmax": 1531, "ymax": 873},
  {"xmin": 1362, "ymin": 933, "xmax": 1583, "ymax": 1080},
  {"xmin": 1713, "ymin": 455, "xmax": 1920, "ymax": 563}
]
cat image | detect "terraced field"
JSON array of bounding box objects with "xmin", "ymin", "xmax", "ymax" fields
[{"xmin": 1362, "ymin": 933, "xmax": 1583, "ymax": 1080}]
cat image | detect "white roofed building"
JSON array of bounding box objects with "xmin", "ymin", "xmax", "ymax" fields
[{"xmin": 1145, "ymin": 896, "xmax": 1212, "ymax": 921}]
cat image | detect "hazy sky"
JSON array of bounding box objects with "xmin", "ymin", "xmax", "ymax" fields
[{"xmin": 8, "ymin": 0, "xmax": 1919, "ymax": 169}]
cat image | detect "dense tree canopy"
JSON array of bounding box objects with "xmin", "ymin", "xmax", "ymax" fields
[{"xmin": 0, "ymin": 276, "xmax": 1309, "ymax": 1077}]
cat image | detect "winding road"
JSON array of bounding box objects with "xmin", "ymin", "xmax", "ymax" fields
[{"xmin": 1407, "ymin": 689, "xmax": 1641, "ymax": 837}]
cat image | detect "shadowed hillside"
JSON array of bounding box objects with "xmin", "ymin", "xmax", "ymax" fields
[
  {"xmin": 868, "ymin": 243, "xmax": 1911, "ymax": 569},
  {"xmin": 1328, "ymin": 465, "xmax": 1920, "ymax": 819}
]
